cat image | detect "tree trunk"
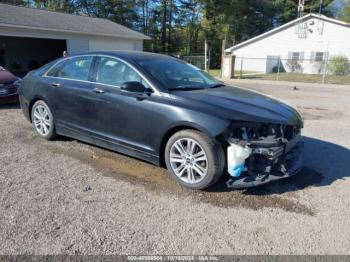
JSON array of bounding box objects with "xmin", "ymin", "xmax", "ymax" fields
[
  {"xmin": 168, "ymin": 0, "xmax": 172, "ymax": 52},
  {"xmin": 161, "ymin": 0, "xmax": 167, "ymax": 53}
]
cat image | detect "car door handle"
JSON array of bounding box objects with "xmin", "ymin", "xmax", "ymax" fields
[
  {"xmin": 51, "ymin": 82, "xmax": 60, "ymax": 87},
  {"xmin": 93, "ymin": 88, "xmax": 105, "ymax": 94}
]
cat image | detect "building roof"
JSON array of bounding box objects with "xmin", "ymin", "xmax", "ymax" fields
[
  {"xmin": 226, "ymin": 13, "xmax": 350, "ymax": 53},
  {"xmin": 0, "ymin": 3, "xmax": 150, "ymax": 40}
]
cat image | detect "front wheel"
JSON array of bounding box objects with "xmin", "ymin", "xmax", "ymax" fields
[
  {"xmin": 165, "ymin": 130, "xmax": 225, "ymax": 190},
  {"xmin": 31, "ymin": 100, "xmax": 56, "ymax": 140}
]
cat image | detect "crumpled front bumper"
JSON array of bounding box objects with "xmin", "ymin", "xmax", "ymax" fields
[{"xmin": 226, "ymin": 141, "xmax": 303, "ymax": 189}]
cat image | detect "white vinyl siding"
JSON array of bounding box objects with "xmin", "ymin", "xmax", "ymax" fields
[
  {"xmin": 66, "ymin": 38, "xmax": 90, "ymax": 55},
  {"xmin": 230, "ymin": 15, "xmax": 350, "ymax": 74},
  {"xmin": 89, "ymin": 38, "xmax": 143, "ymax": 52}
]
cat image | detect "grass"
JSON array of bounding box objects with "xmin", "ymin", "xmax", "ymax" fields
[
  {"xmin": 241, "ymin": 73, "xmax": 350, "ymax": 85},
  {"xmin": 209, "ymin": 69, "xmax": 260, "ymax": 77},
  {"xmin": 209, "ymin": 69, "xmax": 221, "ymax": 77},
  {"xmin": 208, "ymin": 69, "xmax": 350, "ymax": 85}
]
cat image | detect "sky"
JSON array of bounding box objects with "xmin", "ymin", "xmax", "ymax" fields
[{"xmin": 328, "ymin": 0, "xmax": 350, "ymax": 16}]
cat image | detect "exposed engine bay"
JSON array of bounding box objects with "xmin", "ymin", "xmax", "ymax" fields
[{"xmin": 224, "ymin": 122, "xmax": 303, "ymax": 188}]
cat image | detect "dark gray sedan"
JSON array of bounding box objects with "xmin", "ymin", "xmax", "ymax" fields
[{"xmin": 18, "ymin": 51, "xmax": 303, "ymax": 190}]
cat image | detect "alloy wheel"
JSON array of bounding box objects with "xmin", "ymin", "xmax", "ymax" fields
[
  {"xmin": 169, "ymin": 138, "xmax": 208, "ymax": 184},
  {"xmin": 33, "ymin": 105, "xmax": 51, "ymax": 136}
]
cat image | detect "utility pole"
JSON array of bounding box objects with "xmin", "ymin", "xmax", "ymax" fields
[
  {"xmin": 319, "ymin": 0, "xmax": 323, "ymax": 15},
  {"xmin": 204, "ymin": 39, "xmax": 208, "ymax": 72},
  {"xmin": 298, "ymin": 0, "xmax": 305, "ymax": 18}
]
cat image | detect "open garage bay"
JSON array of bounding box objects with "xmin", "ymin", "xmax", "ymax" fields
[{"xmin": 0, "ymin": 36, "xmax": 66, "ymax": 77}]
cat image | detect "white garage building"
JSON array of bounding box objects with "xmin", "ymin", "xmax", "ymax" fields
[
  {"xmin": 0, "ymin": 3, "xmax": 150, "ymax": 76},
  {"xmin": 225, "ymin": 14, "xmax": 350, "ymax": 74}
]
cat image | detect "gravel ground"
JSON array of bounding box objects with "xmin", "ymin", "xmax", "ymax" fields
[{"xmin": 0, "ymin": 80, "xmax": 350, "ymax": 255}]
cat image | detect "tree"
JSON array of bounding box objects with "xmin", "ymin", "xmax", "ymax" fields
[
  {"xmin": 33, "ymin": 0, "xmax": 76, "ymax": 13},
  {"xmin": 1, "ymin": 0, "xmax": 28, "ymax": 6},
  {"xmin": 3, "ymin": 0, "xmax": 336, "ymax": 69},
  {"xmin": 329, "ymin": 55, "xmax": 350, "ymax": 75},
  {"xmin": 338, "ymin": 1, "xmax": 350, "ymax": 22}
]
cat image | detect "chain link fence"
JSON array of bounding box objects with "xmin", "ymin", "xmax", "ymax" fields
[
  {"xmin": 181, "ymin": 55, "xmax": 206, "ymax": 70},
  {"xmin": 231, "ymin": 56, "xmax": 350, "ymax": 85}
]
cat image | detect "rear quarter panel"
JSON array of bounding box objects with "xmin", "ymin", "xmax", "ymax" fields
[{"xmin": 19, "ymin": 75, "xmax": 56, "ymax": 122}]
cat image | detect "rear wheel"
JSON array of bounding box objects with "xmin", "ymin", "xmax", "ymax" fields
[
  {"xmin": 165, "ymin": 130, "xmax": 225, "ymax": 190},
  {"xmin": 31, "ymin": 100, "xmax": 56, "ymax": 140}
]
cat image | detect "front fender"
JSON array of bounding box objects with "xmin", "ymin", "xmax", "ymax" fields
[
  {"xmin": 149, "ymin": 98, "xmax": 230, "ymax": 155},
  {"xmin": 164, "ymin": 117, "xmax": 230, "ymax": 139}
]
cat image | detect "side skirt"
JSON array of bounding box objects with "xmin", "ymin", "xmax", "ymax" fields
[{"xmin": 56, "ymin": 124, "xmax": 160, "ymax": 166}]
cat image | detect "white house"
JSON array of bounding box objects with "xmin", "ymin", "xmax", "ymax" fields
[
  {"xmin": 225, "ymin": 14, "xmax": 350, "ymax": 74},
  {"xmin": 0, "ymin": 3, "xmax": 150, "ymax": 76}
]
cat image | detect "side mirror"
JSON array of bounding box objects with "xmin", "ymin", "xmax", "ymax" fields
[{"xmin": 120, "ymin": 81, "xmax": 146, "ymax": 93}]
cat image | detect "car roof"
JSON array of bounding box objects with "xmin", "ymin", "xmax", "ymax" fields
[{"xmin": 72, "ymin": 51, "xmax": 177, "ymax": 62}]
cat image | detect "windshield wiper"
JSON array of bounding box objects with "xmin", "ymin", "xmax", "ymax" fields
[
  {"xmin": 168, "ymin": 86, "xmax": 206, "ymax": 91},
  {"xmin": 168, "ymin": 83, "xmax": 225, "ymax": 91},
  {"xmin": 208, "ymin": 83, "xmax": 225, "ymax": 88}
]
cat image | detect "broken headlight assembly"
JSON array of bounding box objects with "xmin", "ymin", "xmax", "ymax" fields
[{"xmin": 224, "ymin": 122, "xmax": 303, "ymax": 188}]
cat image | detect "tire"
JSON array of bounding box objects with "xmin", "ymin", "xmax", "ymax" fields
[
  {"xmin": 31, "ymin": 100, "xmax": 56, "ymax": 140},
  {"xmin": 165, "ymin": 129, "xmax": 225, "ymax": 190}
]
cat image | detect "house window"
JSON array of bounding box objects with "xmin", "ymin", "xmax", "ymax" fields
[
  {"xmin": 292, "ymin": 52, "xmax": 300, "ymax": 61},
  {"xmin": 288, "ymin": 51, "xmax": 304, "ymax": 62},
  {"xmin": 315, "ymin": 52, "xmax": 324, "ymax": 62}
]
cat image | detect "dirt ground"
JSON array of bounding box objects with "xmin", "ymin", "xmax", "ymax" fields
[{"xmin": 0, "ymin": 79, "xmax": 350, "ymax": 255}]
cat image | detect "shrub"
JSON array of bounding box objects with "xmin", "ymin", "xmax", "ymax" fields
[
  {"xmin": 272, "ymin": 64, "xmax": 285, "ymax": 73},
  {"xmin": 329, "ymin": 55, "xmax": 350, "ymax": 76},
  {"xmin": 286, "ymin": 60, "xmax": 302, "ymax": 73}
]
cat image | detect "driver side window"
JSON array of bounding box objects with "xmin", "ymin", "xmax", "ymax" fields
[{"xmin": 96, "ymin": 57, "xmax": 149, "ymax": 88}]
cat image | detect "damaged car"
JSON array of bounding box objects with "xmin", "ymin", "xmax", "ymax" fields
[{"xmin": 18, "ymin": 51, "xmax": 303, "ymax": 190}]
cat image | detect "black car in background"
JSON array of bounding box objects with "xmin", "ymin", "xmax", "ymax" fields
[
  {"xmin": 18, "ymin": 51, "xmax": 303, "ymax": 190},
  {"xmin": 0, "ymin": 66, "xmax": 21, "ymax": 104}
]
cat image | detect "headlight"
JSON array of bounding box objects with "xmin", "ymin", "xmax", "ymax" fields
[
  {"xmin": 0, "ymin": 88, "xmax": 7, "ymax": 95},
  {"xmin": 229, "ymin": 122, "xmax": 281, "ymax": 140},
  {"xmin": 13, "ymin": 78, "xmax": 22, "ymax": 87},
  {"xmin": 228, "ymin": 122, "xmax": 300, "ymax": 142}
]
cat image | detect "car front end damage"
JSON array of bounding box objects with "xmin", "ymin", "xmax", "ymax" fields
[{"xmin": 224, "ymin": 122, "xmax": 303, "ymax": 188}]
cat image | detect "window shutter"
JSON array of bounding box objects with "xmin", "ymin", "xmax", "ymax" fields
[
  {"xmin": 324, "ymin": 52, "xmax": 329, "ymax": 61},
  {"xmin": 300, "ymin": 51, "xmax": 304, "ymax": 62},
  {"xmin": 310, "ymin": 52, "xmax": 315, "ymax": 63}
]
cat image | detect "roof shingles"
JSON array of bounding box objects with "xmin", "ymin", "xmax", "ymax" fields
[{"xmin": 0, "ymin": 3, "xmax": 149, "ymax": 40}]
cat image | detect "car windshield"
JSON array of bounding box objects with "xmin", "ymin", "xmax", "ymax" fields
[{"xmin": 135, "ymin": 57, "xmax": 221, "ymax": 90}]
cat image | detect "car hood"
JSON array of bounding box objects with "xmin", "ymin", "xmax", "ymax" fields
[
  {"xmin": 172, "ymin": 85, "xmax": 303, "ymax": 127},
  {"xmin": 0, "ymin": 69, "xmax": 17, "ymax": 84}
]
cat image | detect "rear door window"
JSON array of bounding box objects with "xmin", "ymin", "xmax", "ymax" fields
[{"xmin": 47, "ymin": 56, "xmax": 93, "ymax": 81}]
